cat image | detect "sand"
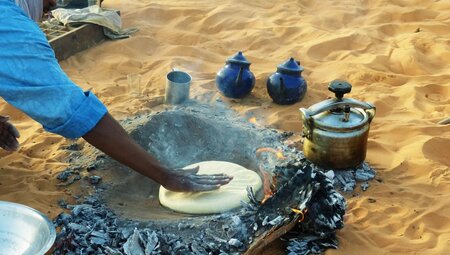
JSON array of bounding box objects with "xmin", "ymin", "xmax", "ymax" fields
[{"xmin": 0, "ymin": 0, "xmax": 449, "ymax": 254}]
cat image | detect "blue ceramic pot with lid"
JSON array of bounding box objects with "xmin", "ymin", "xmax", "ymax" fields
[
  {"xmin": 216, "ymin": 51, "xmax": 256, "ymax": 99},
  {"xmin": 266, "ymin": 57, "xmax": 307, "ymax": 105}
]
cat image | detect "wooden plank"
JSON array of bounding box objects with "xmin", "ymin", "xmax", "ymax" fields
[{"xmin": 47, "ymin": 23, "xmax": 105, "ymax": 61}]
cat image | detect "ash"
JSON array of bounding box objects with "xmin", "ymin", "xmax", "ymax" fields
[
  {"xmin": 53, "ymin": 102, "xmax": 375, "ymax": 255},
  {"xmin": 305, "ymin": 160, "xmax": 376, "ymax": 193}
]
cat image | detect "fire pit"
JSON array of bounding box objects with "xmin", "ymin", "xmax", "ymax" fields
[{"xmin": 52, "ymin": 102, "xmax": 375, "ymax": 254}]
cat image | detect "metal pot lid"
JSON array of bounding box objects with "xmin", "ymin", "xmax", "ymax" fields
[
  {"xmin": 313, "ymin": 108, "xmax": 368, "ymax": 131},
  {"xmin": 226, "ymin": 51, "xmax": 251, "ymax": 65},
  {"xmin": 277, "ymin": 57, "xmax": 304, "ymax": 75}
]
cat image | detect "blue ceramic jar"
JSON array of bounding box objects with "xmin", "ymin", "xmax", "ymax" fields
[
  {"xmin": 266, "ymin": 58, "xmax": 307, "ymax": 105},
  {"xmin": 216, "ymin": 52, "xmax": 256, "ymax": 99}
]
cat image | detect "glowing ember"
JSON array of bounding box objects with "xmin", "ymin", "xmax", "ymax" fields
[{"xmin": 248, "ymin": 117, "xmax": 257, "ymax": 124}]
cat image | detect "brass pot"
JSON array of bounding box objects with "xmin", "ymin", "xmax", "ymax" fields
[{"xmin": 299, "ymin": 80, "xmax": 376, "ymax": 169}]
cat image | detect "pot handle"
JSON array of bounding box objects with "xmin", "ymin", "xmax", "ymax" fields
[
  {"xmin": 301, "ymin": 98, "xmax": 376, "ymax": 120},
  {"xmin": 366, "ymin": 105, "xmax": 376, "ymax": 123},
  {"xmin": 235, "ymin": 67, "xmax": 244, "ymax": 87},
  {"xmin": 299, "ymin": 99, "xmax": 376, "ymax": 138},
  {"xmin": 279, "ymin": 77, "xmax": 286, "ymax": 96}
]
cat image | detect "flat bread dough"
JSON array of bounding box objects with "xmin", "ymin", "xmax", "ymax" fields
[{"xmin": 159, "ymin": 161, "xmax": 262, "ymax": 214}]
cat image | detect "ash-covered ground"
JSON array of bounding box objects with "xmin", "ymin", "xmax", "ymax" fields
[{"xmin": 53, "ymin": 103, "xmax": 375, "ymax": 255}]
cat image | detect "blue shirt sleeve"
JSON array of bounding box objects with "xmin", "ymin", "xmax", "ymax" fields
[{"xmin": 0, "ymin": 1, "xmax": 108, "ymax": 139}]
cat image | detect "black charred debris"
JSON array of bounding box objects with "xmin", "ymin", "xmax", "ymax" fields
[
  {"xmin": 53, "ymin": 148, "xmax": 374, "ymax": 255},
  {"xmin": 52, "ymin": 105, "xmax": 375, "ymax": 255}
]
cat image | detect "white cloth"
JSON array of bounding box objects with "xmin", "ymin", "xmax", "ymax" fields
[
  {"xmin": 51, "ymin": 6, "xmax": 138, "ymax": 39},
  {"xmin": 15, "ymin": 0, "xmax": 43, "ymax": 22}
]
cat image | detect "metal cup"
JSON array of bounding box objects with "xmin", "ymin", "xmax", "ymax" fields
[{"xmin": 165, "ymin": 70, "xmax": 191, "ymax": 104}]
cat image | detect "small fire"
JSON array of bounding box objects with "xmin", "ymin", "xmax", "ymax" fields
[
  {"xmin": 255, "ymin": 147, "xmax": 286, "ymax": 203},
  {"xmin": 291, "ymin": 208, "xmax": 308, "ymax": 222},
  {"xmin": 276, "ymin": 150, "xmax": 285, "ymax": 160},
  {"xmin": 248, "ymin": 117, "xmax": 257, "ymax": 124},
  {"xmin": 260, "ymin": 171, "xmax": 274, "ymax": 203}
]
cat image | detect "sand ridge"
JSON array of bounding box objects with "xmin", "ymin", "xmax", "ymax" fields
[{"xmin": 0, "ymin": 0, "xmax": 449, "ymax": 254}]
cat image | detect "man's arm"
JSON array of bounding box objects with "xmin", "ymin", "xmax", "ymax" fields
[
  {"xmin": 82, "ymin": 113, "xmax": 232, "ymax": 192},
  {"xmin": 0, "ymin": 2, "xmax": 231, "ymax": 192}
]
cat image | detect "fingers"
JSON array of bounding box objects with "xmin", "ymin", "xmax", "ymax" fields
[
  {"xmin": 192, "ymin": 176, "xmax": 232, "ymax": 185},
  {"xmin": 0, "ymin": 120, "xmax": 20, "ymax": 151},
  {"xmin": 0, "ymin": 135, "xmax": 19, "ymax": 151},
  {"xmin": 189, "ymin": 183, "xmax": 222, "ymax": 192},
  {"xmin": 193, "ymin": 174, "xmax": 233, "ymax": 179},
  {"xmin": 185, "ymin": 173, "xmax": 232, "ymax": 191},
  {"xmin": 181, "ymin": 166, "xmax": 200, "ymax": 174},
  {"xmin": 0, "ymin": 116, "xmax": 9, "ymax": 122},
  {"xmin": 168, "ymin": 168, "xmax": 234, "ymax": 192},
  {"xmin": 7, "ymin": 122, "xmax": 20, "ymax": 138}
]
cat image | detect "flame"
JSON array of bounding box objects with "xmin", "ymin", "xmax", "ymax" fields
[
  {"xmin": 276, "ymin": 150, "xmax": 285, "ymax": 160},
  {"xmin": 256, "ymin": 148, "xmax": 286, "ymax": 160},
  {"xmin": 248, "ymin": 117, "xmax": 257, "ymax": 124},
  {"xmin": 255, "ymin": 147, "xmax": 286, "ymax": 203},
  {"xmin": 291, "ymin": 208, "xmax": 308, "ymax": 222},
  {"xmin": 261, "ymin": 172, "xmax": 274, "ymax": 203},
  {"xmin": 255, "ymin": 147, "xmax": 278, "ymax": 156}
]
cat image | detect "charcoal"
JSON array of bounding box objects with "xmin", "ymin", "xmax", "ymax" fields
[
  {"xmin": 287, "ymin": 234, "xmax": 338, "ymax": 255},
  {"xmin": 77, "ymin": 237, "xmax": 89, "ymax": 247},
  {"xmin": 361, "ymin": 182, "xmax": 369, "ymax": 191},
  {"xmin": 123, "ymin": 229, "xmax": 145, "ymax": 255},
  {"xmin": 72, "ymin": 204, "xmax": 92, "ymax": 216},
  {"xmin": 68, "ymin": 223, "xmax": 89, "ymax": 233},
  {"xmin": 268, "ymin": 215, "xmax": 284, "ymax": 226},
  {"xmin": 66, "ymin": 142, "xmax": 81, "ymax": 151},
  {"xmin": 87, "ymin": 163, "xmax": 98, "ymax": 171},
  {"xmin": 261, "ymin": 216, "xmax": 269, "ymax": 226},
  {"xmin": 230, "ymin": 215, "xmax": 241, "ymax": 226},
  {"xmin": 57, "ymin": 175, "xmax": 81, "ymax": 186},
  {"xmin": 121, "ymin": 227, "xmax": 134, "ymax": 239},
  {"xmin": 89, "ymin": 175, "xmax": 102, "ymax": 185},
  {"xmin": 91, "ymin": 230, "xmax": 109, "ymax": 239},
  {"xmin": 105, "ymin": 247, "xmax": 124, "ymax": 255},
  {"xmin": 55, "ymin": 213, "xmax": 72, "ymax": 225},
  {"xmin": 355, "ymin": 169, "xmax": 375, "ymax": 181},
  {"xmin": 228, "ymin": 238, "xmax": 243, "ymax": 248},
  {"xmin": 58, "ymin": 199, "xmax": 68, "ymax": 208},
  {"xmin": 91, "ymin": 236, "xmax": 108, "ymax": 245},
  {"xmin": 52, "ymin": 106, "xmax": 377, "ymax": 255},
  {"xmin": 324, "ymin": 170, "xmax": 335, "ymax": 180},
  {"xmin": 143, "ymin": 230, "xmax": 159, "ymax": 255},
  {"xmin": 190, "ymin": 241, "xmax": 207, "ymax": 255},
  {"xmin": 335, "ymin": 171, "xmax": 356, "ymax": 192},
  {"xmin": 84, "ymin": 196, "xmax": 100, "ymax": 205},
  {"xmin": 57, "ymin": 169, "xmax": 74, "ymax": 181}
]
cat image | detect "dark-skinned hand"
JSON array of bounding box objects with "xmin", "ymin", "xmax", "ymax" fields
[
  {"xmin": 0, "ymin": 116, "xmax": 20, "ymax": 151},
  {"xmin": 161, "ymin": 166, "xmax": 233, "ymax": 192}
]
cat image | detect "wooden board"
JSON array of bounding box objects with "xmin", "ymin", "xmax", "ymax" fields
[{"xmin": 40, "ymin": 23, "xmax": 105, "ymax": 61}]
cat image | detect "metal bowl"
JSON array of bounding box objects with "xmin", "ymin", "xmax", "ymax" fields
[{"xmin": 0, "ymin": 201, "xmax": 56, "ymax": 255}]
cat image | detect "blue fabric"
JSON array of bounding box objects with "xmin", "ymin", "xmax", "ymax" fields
[{"xmin": 0, "ymin": 0, "xmax": 107, "ymax": 138}]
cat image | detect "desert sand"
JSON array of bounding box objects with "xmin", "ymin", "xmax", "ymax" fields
[{"xmin": 0, "ymin": 0, "xmax": 449, "ymax": 254}]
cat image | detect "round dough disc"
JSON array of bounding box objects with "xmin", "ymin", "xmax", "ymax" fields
[{"xmin": 159, "ymin": 161, "xmax": 262, "ymax": 214}]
